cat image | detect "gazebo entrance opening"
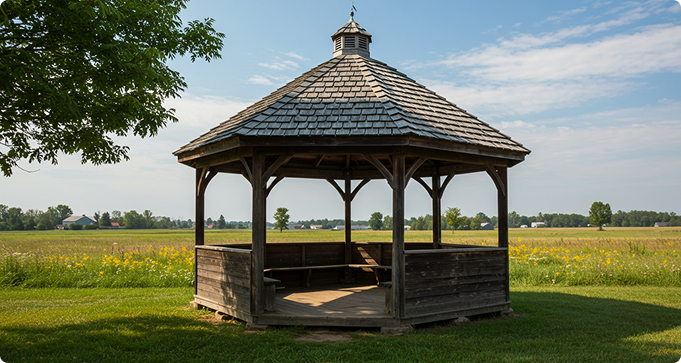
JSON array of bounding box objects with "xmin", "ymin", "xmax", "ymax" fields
[{"xmin": 176, "ymin": 14, "xmax": 529, "ymax": 329}]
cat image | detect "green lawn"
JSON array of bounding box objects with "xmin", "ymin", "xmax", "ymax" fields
[
  {"xmin": 0, "ymin": 286, "xmax": 679, "ymax": 362},
  {"xmin": 0, "ymin": 228, "xmax": 680, "ymax": 362}
]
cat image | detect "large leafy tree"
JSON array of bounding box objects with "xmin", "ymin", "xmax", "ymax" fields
[
  {"xmin": 0, "ymin": 0, "xmax": 224, "ymax": 176},
  {"xmin": 589, "ymin": 201, "xmax": 612, "ymax": 231},
  {"xmin": 273, "ymin": 207, "xmax": 289, "ymax": 233},
  {"xmin": 444, "ymin": 207, "xmax": 466, "ymax": 232},
  {"xmin": 368, "ymin": 212, "xmax": 383, "ymax": 231}
]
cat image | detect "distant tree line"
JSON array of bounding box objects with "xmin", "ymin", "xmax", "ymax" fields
[
  {"xmin": 0, "ymin": 204, "xmax": 255, "ymax": 231},
  {"xmin": 0, "ymin": 204, "xmax": 73, "ymax": 231}
]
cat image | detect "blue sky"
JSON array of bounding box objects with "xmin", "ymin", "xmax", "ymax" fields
[{"xmin": 3, "ymin": 0, "xmax": 681, "ymax": 222}]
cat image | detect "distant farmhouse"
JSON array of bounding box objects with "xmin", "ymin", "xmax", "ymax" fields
[
  {"xmin": 333, "ymin": 225, "xmax": 369, "ymax": 231},
  {"xmin": 309, "ymin": 225, "xmax": 323, "ymax": 229},
  {"xmin": 62, "ymin": 215, "xmax": 97, "ymax": 227},
  {"xmin": 654, "ymin": 222, "xmax": 669, "ymax": 227},
  {"xmin": 531, "ymin": 222, "xmax": 546, "ymax": 228},
  {"xmin": 480, "ymin": 222, "xmax": 494, "ymax": 230}
]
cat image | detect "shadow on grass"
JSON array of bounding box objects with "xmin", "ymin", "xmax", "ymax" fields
[{"xmin": 1, "ymin": 290, "xmax": 680, "ymax": 362}]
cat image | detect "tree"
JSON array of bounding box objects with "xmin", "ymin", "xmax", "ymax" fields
[
  {"xmin": 368, "ymin": 212, "xmax": 383, "ymax": 230},
  {"xmin": 49, "ymin": 204, "xmax": 72, "ymax": 225},
  {"xmin": 93, "ymin": 211, "xmax": 101, "ymax": 222},
  {"xmin": 216, "ymin": 215, "xmax": 226, "ymax": 229},
  {"xmin": 273, "ymin": 207, "xmax": 290, "ymax": 232},
  {"xmin": 7, "ymin": 207, "xmax": 23, "ymax": 230},
  {"xmin": 444, "ymin": 207, "xmax": 466, "ymax": 233},
  {"xmin": 100, "ymin": 212, "xmax": 111, "ymax": 227},
  {"xmin": 0, "ymin": 0, "xmax": 224, "ymax": 176},
  {"xmin": 382, "ymin": 215, "xmax": 393, "ymax": 230},
  {"xmin": 589, "ymin": 201, "xmax": 612, "ymax": 231},
  {"xmin": 36, "ymin": 211, "xmax": 54, "ymax": 230}
]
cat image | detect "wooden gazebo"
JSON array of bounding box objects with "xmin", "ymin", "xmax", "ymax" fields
[{"xmin": 174, "ymin": 14, "xmax": 530, "ymax": 330}]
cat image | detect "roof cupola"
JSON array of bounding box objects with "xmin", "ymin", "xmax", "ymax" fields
[{"xmin": 331, "ymin": 11, "xmax": 372, "ymax": 58}]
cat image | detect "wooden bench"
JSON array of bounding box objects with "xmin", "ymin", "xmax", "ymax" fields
[{"xmin": 264, "ymin": 264, "xmax": 391, "ymax": 287}]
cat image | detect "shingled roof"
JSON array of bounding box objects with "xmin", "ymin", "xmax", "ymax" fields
[{"xmin": 174, "ymin": 18, "xmax": 529, "ymax": 159}]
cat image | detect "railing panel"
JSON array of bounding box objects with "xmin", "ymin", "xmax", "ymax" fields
[{"xmin": 404, "ymin": 249, "xmax": 508, "ymax": 316}]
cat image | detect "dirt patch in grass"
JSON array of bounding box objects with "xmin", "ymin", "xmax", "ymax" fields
[{"xmin": 294, "ymin": 328, "xmax": 352, "ymax": 343}]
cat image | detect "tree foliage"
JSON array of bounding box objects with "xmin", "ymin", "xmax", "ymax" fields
[
  {"xmin": 368, "ymin": 212, "xmax": 383, "ymax": 230},
  {"xmin": 444, "ymin": 207, "xmax": 466, "ymax": 232},
  {"xmin": 273, "ymin": 207, "xmax": 290, "ymax": 232},
  {"xmin": 589, "ymin": 201, "xmax": 613, "ymax": 231},
  {"xmin": 0, "ymin": 0, "xmax": 224, "ymax": 176}
]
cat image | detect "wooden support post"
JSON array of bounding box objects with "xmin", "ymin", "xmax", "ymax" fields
[
  {"xmin": 251, "ymin": 153, "xmax": 266, "ymax": 315},
  {"xmin": 392, "ymin": 155, "xmax": 406, "ymax": 318},
  {"xmin": 344, "ymin": 171, "xmax": 352, "ymax": 263},
  {"xmin": 195, "ymin": 168, "xmax": 205, "ymax": 247},
  {"xmin": 432, "ymin": 169, "xmax": 441, "ymax": 249},
  {"xmin": 496, "ymin": 166, "xmax": 509, "ymax": 302},
  {"xmin": 343, "ymin": 171, "xmax": 354, "ymax": 283}
]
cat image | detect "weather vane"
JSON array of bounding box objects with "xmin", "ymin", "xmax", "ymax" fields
[{"xmin": 351, "ymin": 2, "xmax": 357, "ymax": 18}]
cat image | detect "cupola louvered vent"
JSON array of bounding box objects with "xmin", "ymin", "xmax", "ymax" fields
[
  {"xmin": 335, "ymin": 38, "xmax": 342, "ymax": 52},
  {"xmin": 358, "ymin": 37, "xmax": 367, "ymax": 49},
  {"xmin": 344, "ymin": 36, "xmax": 355, "ymax": 48}
]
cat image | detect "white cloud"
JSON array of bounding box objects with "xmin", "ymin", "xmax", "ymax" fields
[
  {"xmin": 285, "ymin": 52, "xmax": 309, "ymax": 61},
  {"xmin": 247, "ymin": 75, "xmax": 274, "ymax": 85},
  {"xmin": 500, "ymin": 120, "xmax": 535, "ymax": 129},
  {"xmin": 258, "ymin": 60, "xmax": 299, "ymax": 71},
  {"xmin": 541, "ymin": 7, "xmax": 587, "ymax": 24},
  {"xmin": 164, "ymin": 94, "xmax": 253, "ymax": 128},
  {"xmin": 418, "ymin": 1, "xmax": 681, "ymax": 119}
]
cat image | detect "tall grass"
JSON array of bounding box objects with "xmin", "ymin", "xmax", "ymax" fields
[{"xmin": 1, "ymin": 227, "xmax": 679, "ymax": 288}]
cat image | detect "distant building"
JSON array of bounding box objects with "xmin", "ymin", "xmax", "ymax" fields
[
  {"xmin": 654, "ymin": 222, "xmax": 669, "ymax": 227},
  {"xmin": 110, "ymin": 222, "xmax": 120, "ymax": 229},
  {"xmin": 62, "ymin": 215, "xmax": 97, "ymax": 227},
  {"xmin": 531, "ymin": 222, "xmax": 546, "ymax": 228},
  {"xmin": 480, "ymin": 222, "xmax": 494, "ymax": 230},
  {"xmin": 404, "ymin": 225, "xmax": 411, "ymax": 231},
  {"xmin": 207, "ymin": 223, "xmax": 215, "ymax": 229},
  {"xmin": 333, "ymin": 225, "xmax": 369, "ymax": 231},
  {"xmin": 310, "ymin": 225, "xmax": 323, "ymax": 229},
  {"xmin": 520, "ymin": 225, "xmax": 528, "ymax": 228}
]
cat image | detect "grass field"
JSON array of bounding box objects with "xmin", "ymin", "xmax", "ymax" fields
[
  {"xmin": 1, "ymin": 227, "xmax": 679, "ymax": 287},
  {"xmin": 0, "ymin": 228, "xmax": 680, "ymax": 362},
  {"xmin": 0, "ymin": 286, "xmax": 679, "ymax": 362}
]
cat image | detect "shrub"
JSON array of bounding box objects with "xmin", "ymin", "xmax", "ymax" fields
[
  {"xmin": 69, "ymin": 223, "xmax": 83, "ymax": 230},
  {"xmin": 84, "ymin": 224, "xmax": 99, "ymax": 230}
]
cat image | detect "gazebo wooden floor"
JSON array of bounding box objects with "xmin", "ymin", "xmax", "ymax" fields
[{"xmin": 257, "ymin": 284, "xmax": 397, "ymax": 328}]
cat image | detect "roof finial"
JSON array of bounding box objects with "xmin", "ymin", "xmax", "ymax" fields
[{"xmin": 350, "ymin": 2, "xmax": 357, "ymax": 19}]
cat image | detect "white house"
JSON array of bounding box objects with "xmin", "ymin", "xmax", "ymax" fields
[
  {"xmin": 62, "ymin": 215, "xmax": 97, "ymax": 227},
  {"xmin": 333, "ymin": 225, "xmax": 370, "ymax": 231},
  {"xmin": 310, "ymin": 225, "xmax": 323, "ymax": 229},
  {"xmin": 531, "ymin": 222, "xmax": 546, "ymax": 228}
]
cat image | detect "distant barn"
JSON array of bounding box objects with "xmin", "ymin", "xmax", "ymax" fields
[{"xmin": 174, "ymin": 13, "xmax": 530, "ymax": 330}]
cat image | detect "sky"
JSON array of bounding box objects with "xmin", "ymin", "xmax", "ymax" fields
[{"xmin": 3, "ymin": 0, "xmax": 681, "ymax": 223}]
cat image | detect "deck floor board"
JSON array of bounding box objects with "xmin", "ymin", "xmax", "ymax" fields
[{"xmin": 267, "ymin": 284, "xmax": 390, "ymax": 317}]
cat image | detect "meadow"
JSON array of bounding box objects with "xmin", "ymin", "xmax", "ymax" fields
[
  {"xmin": 1, "ymin": 228, "xmax": 680, "ymax": 362},
  {"xmin": 1, "ymin": 227, "xmax": 679, "ymax": 288}
]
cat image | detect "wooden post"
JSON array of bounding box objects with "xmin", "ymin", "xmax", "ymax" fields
[
  {"xmin": 432, "ymin": 169, "xmax": 441, "ymax": 249},
  {"xmin": 392, "ymin": 155, "xmax": 406, "ymax": 318},
  {"xmin": 344, "ymin": 171, "xmax": 352, "ymax": 263},
  {"xmin": 496, "ymin": 166, "xmax": 509, "ymax": 302},
  {"xmin": 195, "ymin": 168, "xmax": 205, "ymax": 246},
  {"xmin": 251, "ymin": 153, "xmax": 266, "ymax": 315}
]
